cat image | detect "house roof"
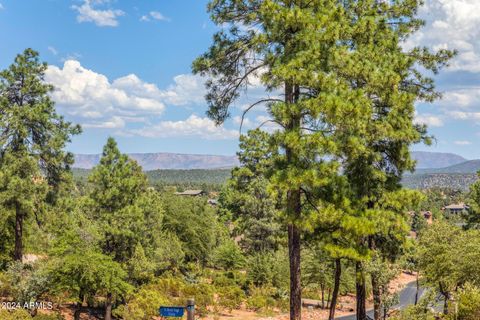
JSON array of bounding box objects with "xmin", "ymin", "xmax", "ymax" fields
[
  {"xmin": 175, "ymin": 190, "xmax": 205, "ymax": 196},
  {"xmin": 444, "ymin": 203, "xmax": 469, "ymax": 210}
]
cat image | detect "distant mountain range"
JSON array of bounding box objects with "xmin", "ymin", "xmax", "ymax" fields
[
  {"xmin": 405, "ymin": 152, "xmax": 479, "ymax": 190},
  {"xmin": 411, "ymin": 151, "xmax": 467, "ymax": 169},
  {"xmin": 71, "ymin": 151, "xmax": 480, "ymax": 191},
  {"xmin": 72, "ymin": 151, "xmax": 467, "ymax": 171},
  {"xmin": 414, "ymin": 160, "xmax": 480, "ymax": 175},
  {"xmin": 73, "ymin": 153, "xmax": 239, "ymax": 170}
]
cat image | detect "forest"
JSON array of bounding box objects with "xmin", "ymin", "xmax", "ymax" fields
[{"xmin": 2, "ymin": 1, "xmax": 480, "ymax": 320}]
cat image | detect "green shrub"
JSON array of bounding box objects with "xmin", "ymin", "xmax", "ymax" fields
[
  {"xmin": 217, "ymin": 286, "xmax": 245, "ymax": 312},
  {"xmin": 455, "ymin": 283, "xmax": 480, "ymax": 320},
  {"xmin": 114, "ymin": 284, "xmax": 171, "ymax": 320},
  {"xmin": 212, "ymin": 241, "xmax": 245, "ymax": 270},
  {"xmin": 0, "ymin": 310, "xmax": 63, "ymax": 320},
  {"xmin": 0, "ymin": 271, "xmax": 12, "ymax": 297},
  {"xmin": 181, "ymin": 282, "xmax": 215, "ymax": 316},
  {"xmin": 246, "ymin": 287, "xmax": 275, "ymax": 312}
]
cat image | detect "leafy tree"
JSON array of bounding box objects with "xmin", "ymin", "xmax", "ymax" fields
[
  {"xmin": 0, "ymin": 48, "xmax": 80, "ymax": 262},
  {"xmin": 417, "ymin": 222, "xmax": 458, "ymax": 314},
  {"xmin": 455, "ymin": 283, "xmax": 480, "ymax": 320},
  {"xmin": 161, "ymin": 194, "xmax": 224, "ymax": 266},
  {"xmin": 467, "ymin": 172, "xmax": 480, "ymax": 229}
]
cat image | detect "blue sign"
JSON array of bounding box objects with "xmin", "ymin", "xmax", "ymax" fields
[{"xmin": 159, "ymin": 306, "xmax": 185, "ymax": 317}]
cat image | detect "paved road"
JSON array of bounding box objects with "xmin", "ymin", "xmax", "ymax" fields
[{"xmin": 335, "ymin": 281, "xmax": 424, "ymax": 320}]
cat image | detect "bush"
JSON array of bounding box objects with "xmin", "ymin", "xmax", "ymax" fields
[
  {"xmin": 181, "ymin": 282, "xmax": 215, "ymax": 316},
  {"xmin": 0, "ymin": 310, "xmax": 63, "ymax": 320},
  {"xmin": 246, "ymin": 287, "xmax": 276, "ymax": 312},
  {"xmin": 455, "ymin": 283, "xmax": 480, "ymax": 320},
  {"xmin": 212, "ymin": 241, "xmax": 245, "ymax": 270},
  {"xmin": 217, "ymin": 286, "xmax": 245, "ymax": 312},
  {"xmin": 0, "ymin": 271, "xmax": 12, "ymax": 297},
  {"xmin": 116, "ymin": 276, "xmax": 215, "ymax": 319},
  {"xmin": 114, "ymin": 285, "xmax": 170, "ymax": 320},
  {"xmin": 247, "ymin": 250, "xmax": 289, "ymax": 290}
]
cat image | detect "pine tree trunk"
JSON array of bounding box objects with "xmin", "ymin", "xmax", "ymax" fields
[
  {"xmin": 321, "ymin": 284, "xmax": 325, "ymax": 309},
  {"xmin": 356, "ymin": 262, "xmax": 367, "ymax": 320},
  {"xmin": 326, "ymin": 288, "xmax": 331, "ymax": 309},
  {"xmin": 14, "ymin": 203, "xmax": 23, "ymax": 261},
  {"xmin": 414, "ymin": 273, "xmax": 419, "ymax": 305},
  {"xmin": 372, "ymin": 276, "xmax": 382, "ymax": 320},
  {"xmin": 105, "ymin": 293, "xmax": 113, "ymax": 320},
  {"xmin": 288, "ymin": 224, "xmax": 302, "ymax": 320},
  {"xmin": 439, "ymin": 282, "xmax": 449, "ymax": 315},
  {"xmin": 74, "ymin": 308, "xmax": 81, "ymax": 320},
  {"xmin": 329, "ymin": 259, "xmax": 342, "ymax": 320},
  {"xmin": 285, "ymin": 82, "xmax": 302, "ymax": 320}
]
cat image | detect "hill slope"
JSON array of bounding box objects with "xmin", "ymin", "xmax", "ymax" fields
[
  {"xmin": 415, "ymin": 159, "xmax": 480, "ymax": 174},
  {"xmin": 72, "ymin": 168, "xmax": 232, "ymax": 187}
]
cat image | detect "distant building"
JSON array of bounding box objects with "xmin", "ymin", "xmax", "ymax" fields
[
  {"xmin": 443, "ymin": 203, "xmax": 469, "ymax": 215},
  {"xmin": 409, "ymin": 210, "xmax": 434, "ymax": 225},
  {"xmin": 174, "ymin": 190, "xmax": 206, "ymax": 196}
]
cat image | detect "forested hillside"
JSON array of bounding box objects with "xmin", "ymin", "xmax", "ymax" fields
[{"xmin": 73, "ymin": 168, "xmax": 231, "ymax": 191}]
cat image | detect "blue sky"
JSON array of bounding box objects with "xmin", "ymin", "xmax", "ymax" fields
[{"xmin": 1, "ymin": 0, "xmax": 480, "ymax": 159}]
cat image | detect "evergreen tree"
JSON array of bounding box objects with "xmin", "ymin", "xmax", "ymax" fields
[
  {"xmin": 194, "ymin": 3, "xmax": 359, "ymax": 318},
  {"xmin": 87, "ymin": 137, "xmax": 163, "ymax": 320},
  {"xmin": 0, "ymin": 49, "xmax": 80, "ymax": 262},
  {"xmin": 194, "ymin": 2, "xmax": 452, "ymax": 319},
  {"xmin": 219, "ymin": 130, "xmax": 283, "ymax": 254}
]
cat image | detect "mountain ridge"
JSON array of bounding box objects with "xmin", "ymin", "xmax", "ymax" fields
[
  {"xmin": 72, "ymin": 151, "xmax": 468, "ymax": 171},
  {"xmin": 73, "ymin": 152, "xmax": 240, "ymax": 170},
  {"xmin": 411, "ymin": 151, "xmax": 467, "ymax": 169}
]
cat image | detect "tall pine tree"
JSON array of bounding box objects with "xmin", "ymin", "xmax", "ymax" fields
[{"xmin": 0, "ymin": 49, "xmax": 81, "ymax": 262}]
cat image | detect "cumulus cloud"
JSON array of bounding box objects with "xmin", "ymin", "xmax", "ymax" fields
[
  {"xmin": 407, "ymin": 0, "xmax": 480, "ymax": 72},
  {"xmin": 127, "ymin": 115, "xmax": 239, "ymax": 140},
  {"xmin": 45, "ymin": 60, "xmax": 166, "ymax": 123},
  {"xmin": 72, "ymin": 0, "xmax": 124, "ymax": 27},
  {"xmin": 45, "ymin": 60, "xmax": 210, "ymax": 135},
  {"xmin": 439, "ymin": 87, "xmax": 480, "ymax": 110},
  {"xmin": 414, "ymin": 113, "xmax": 444, "ymax": 128}
]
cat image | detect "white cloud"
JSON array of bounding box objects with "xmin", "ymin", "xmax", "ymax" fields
[
  {"xmin": 0, "ymin": 3, "xmax": 4, "ymax": 10},
  {"xmin": 83, "ymin": 116, "xmax": 125, "ymax": 129},
  {"xmin": 140, "ymin": 11, "xmax": 170, "ymax": 22},
  {"xmin": 72, "ymin": 0, "xmax": 124, "ymax": 27},
  {"xmin": 47, "ymin": 46, "xmax": 58, "ymax": 56},
  {"xmin": 45, "ymin": 60, "xmax": 208, "ymax": 133},
  {"xmin": 127, "ymin": 115, "xmax": 239, "ymax": 140},
  {"xmin": 407, "ymin": 0, "xmax": 480, "ymax": 72},
  {"xmin": 454, "ymin": 140, "xmax": 472, "ymax": 145},
  {"xmin": 414, "ymin": 113, "xmax": 444, "ymax": 127},
  {"xmin": 45, "ymin": 60, "xmax": 166, "ymax": 129},
  {"xmin": 150, "ymin": 11, "xmax": 169, "ymax": 21},
  {"xmin": 448, "ymin": 111, "xmax": 480, "ymax": 121}
]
